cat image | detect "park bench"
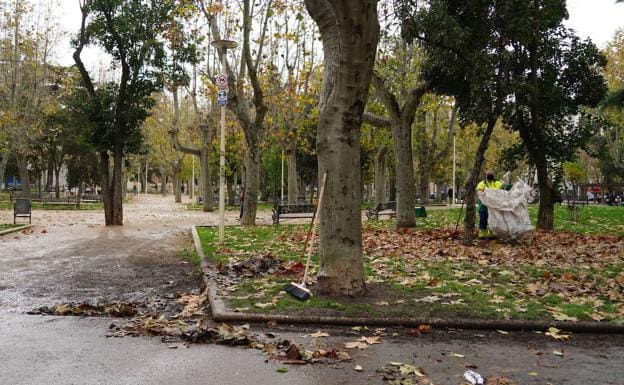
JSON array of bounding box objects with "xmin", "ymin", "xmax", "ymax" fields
[
  {"xmin": 41, "ymin": 194, "xmax": 80, "ymax": 208},
  {"xmin": 79, "ymin": 194, "xmax": 102, "ymax": 204},
  {"xmin": 272, "ymin": 203, "xmax": 316, "ymax": 225},
  {"xmin": 366, "ymin": 201, "xmax": 397, "ymax": 220},
  {"xmin": 13, "ymin": 198, "xmax": 31, "ymax": 224},
  {"xmin": 366, "ymin": 202, "xmax": 427, "ymax": 221}
]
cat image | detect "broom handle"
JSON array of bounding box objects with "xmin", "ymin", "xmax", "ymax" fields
[{"xmin": 302, "ymin": 172, "xmax": 327, "ymax": 285}]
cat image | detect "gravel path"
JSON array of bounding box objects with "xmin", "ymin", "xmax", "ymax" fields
[{"xmin": 0, "ymin": 194, "xmax": 246, "ymax": 314}]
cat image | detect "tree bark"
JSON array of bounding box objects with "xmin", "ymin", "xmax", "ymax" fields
[
  {"xmin": 111, "ymin": 150, "xmax": 124, "ymax": 225},
  {"xmin": 305, "ymin": 0, "xmax": 379, "ymax": 296},
  {"xmin": 241, "ymin": 132, "xmax": 260, "ymax": 224},
  {"xmin": 16, "ymin": 155, "xmax": 30, "ymax": 196},
  {"xmin": 366, "ymin": 75, "xmax": 428, "ymax": 227},
  {"xmin": 46, "ymin": 155, "xmax": 54, "ymax": 191},
  {"xmin": 527, "ymin": 40, "xmax": 554, "ymax": 230},
  {"xmin": 99, "ymin": 151, "xmax": 114, "ymax": 224},
  {"xmin": 226, "ymin": 175, "xmax": 235, "ymax": 205},
  {"xmin": 160, "ymin": 168, "xmax": 167, "ymax": 196},
  {"xmin": 463, "ymin": 118, "xmax": 496, "ymax": 245},
  {"xmin": 0, "ymin": 149, "xmax": 10, "ymax": 190},
  {"xmin": 173, "ymin": 172, "xmax": 181, "ymax": 203},
  {"xmin": 287, "ymin": 137, "xmax": 298, "ymax": 204},
  {"xmin": 374, "ymin": 146, "xmax": 387, "ymax": 206},
  {"xmin": 54, "ymin": 169, "xmax": 60, "ymax": 198}
]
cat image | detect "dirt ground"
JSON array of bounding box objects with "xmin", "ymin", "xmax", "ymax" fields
[{"xmin": 0, "ymin": 194, "xmax": 260, "ymax": 314}]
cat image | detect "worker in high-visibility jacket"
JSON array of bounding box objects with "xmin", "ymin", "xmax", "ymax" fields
[{"xmin": 476, "ymin": 171, "xmax": 504, "ymax": 238}]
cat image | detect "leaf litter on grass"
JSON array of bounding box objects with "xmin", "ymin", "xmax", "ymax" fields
[{"xmin": 198, "ymin": 225, "xmax": 623, "ymax": 322}]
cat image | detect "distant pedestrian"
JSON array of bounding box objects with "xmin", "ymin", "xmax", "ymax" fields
[{"xmin": 132, "ymin": 184, "xmax": 138, "ymax": 197}]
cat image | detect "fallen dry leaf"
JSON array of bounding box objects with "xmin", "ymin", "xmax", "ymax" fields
[
  {"xmin": 358, "ymin": 336, "xmax": 381, "ymax": 345},
  {"xmin": 308, "ymin": 330, "xmax": 329, "ymax": 338},
  {"xmin": 545, "ymin": 327, "xmax": 572, "ymax": 341},
  {"xmin": 344, "ymin": 341, "xmax": 368, "ymax": 350}
]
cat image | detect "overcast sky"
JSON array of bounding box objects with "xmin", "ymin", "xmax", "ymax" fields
[{"xmin": 54, "ymin": 0, "xmax": 624, "ymax": 68}]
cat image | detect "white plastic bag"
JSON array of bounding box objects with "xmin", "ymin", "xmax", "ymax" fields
[{"xmin": 477, "ymin": 180, "xmax": 534, "ymax": 238}]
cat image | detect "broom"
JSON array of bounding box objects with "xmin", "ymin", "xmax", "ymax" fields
[{"xmin": 285, "ymin": 172, "xmax": 327, "ymax": 300}]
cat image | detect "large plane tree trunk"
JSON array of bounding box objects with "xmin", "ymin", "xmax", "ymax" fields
[
  {"xmin": 374, "ymin": 146, "xmax": 387, "ymax": 206},
  {"xmin": 305, "ymin": 0, "xmax": 379, "ymax": 296},
  {"xmin": 364, "ymin": 76, "xmax": 428, "ymax": 228}
]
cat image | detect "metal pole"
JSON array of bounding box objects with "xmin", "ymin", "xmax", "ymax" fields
[
  {"xmin": 218, "ymin": 50, "xmax": 226, "ymax": 246},
  {"xmin": 452, "ymin": 135, "xmax": 456, "ymax": 205},
  {"xmin": 145, "ymin": 160, "xmax": 148, "ymax": 196}
]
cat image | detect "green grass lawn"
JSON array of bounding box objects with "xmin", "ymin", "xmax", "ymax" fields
[
  {"xmin": 0, "ymin": 223, "xmax": 22, "ymax": 231},
  {"xmin": 0, "ymin": 201, "xmax": 103, "ymax": 210},
  {"xmin": 186, "ymin": 202, "xmax": 273, "ymax": 211},
  {"xmin": 395, "ymin": 204, "xmax": 624, "ymax": 236},
  {"xmin": 196, "ymin": 204, "xmax": 624, "ymax": 323}
]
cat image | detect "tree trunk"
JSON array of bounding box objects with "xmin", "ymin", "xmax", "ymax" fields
[
  {"xmin": 366, "ymin": 76, "xmax": 428, "ymax": 228},
  {"xmin": 54, "ymin": 170, "xmax": 60, "ymax": 198},
  {"xmin": 199, "ymin": 148, "xmax": 213, "ymax": 212},
  {"xmin": 527, "ymin": 41, "xmax": 554, "ymax": 230},
  {"xmin": 173, "ymin": 171, "xmax": 182, "ymax": 203},
  {"xmin": 536, "ymin": 162, "xmax": 554, "ymax": 229},
  {"xmin": 241, "ymin": 133, "xmax": 260, "ymax": 225},
  {"xmin": 100, "ymin": 151, "xmax": 113, "ymax": 225},
  {"xmin": 111, "ymin": 150, "xmax": 124, "ymax": 225},
  {"xmin": 46, "ymin": 155, "xmax": 54, "ymax": 191},
  {"xmin": 160, "ymin": 169, "xmax": 167, "ymax": 196},
  {"xmin": 419, "ymin": 166, "xmax": 431, "ymax": 205},
  {"xmin": 227, "ymin": 175, "xmax": 235, "ymax": 205},
  {"xmin": 463, "ymin": 118, "xmax": 496, "ymax": 245},
  {"xmin": 0, "ymin": 150, "xmax": 10, "ymax": 189},
  {"xmin": 305, "ymin": 0, "xmax": 379, "ymax": 296},
  {"xmin": 16, "ymin": 156, "xmax": 30, "ymax": 196},
  {"xmin": 374, "ymin": 147, "xmax": 387, "ymax": 206},
  {"xmin": 287, "ymin": 137, "xmax": 298, "ymax": 204},
  {"xmin": 393, "ymin": 119, "xmax": 416, "ymax": 226}
]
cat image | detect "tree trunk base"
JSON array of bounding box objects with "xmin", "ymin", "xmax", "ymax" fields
[{"xmin": 316, "ymin": 276, "xmax": 366, "ymax": 297}]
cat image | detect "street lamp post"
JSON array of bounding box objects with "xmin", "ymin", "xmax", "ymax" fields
[{"xmin": 211, "ymin": 39, "xmax": 238, "ymax": 246}]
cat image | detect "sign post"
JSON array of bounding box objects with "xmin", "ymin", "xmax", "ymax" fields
[{"xmin": 211, "ymin": 39, "xmax": 238, "ymax": 246}]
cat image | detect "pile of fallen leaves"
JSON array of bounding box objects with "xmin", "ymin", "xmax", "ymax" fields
[
  {"xmin": 361, "ymin": 227, "xmax": 623, "ymax": 322},
  {"xmin": 219, "ymin": 253, "xmax": 284, "ymax": 278},
  {"xmin": 362, "ymin": 228, "xmax": 623, "ymax": 266},
  {"xmin": 29, "ymin": 292, "xmax": 363, "ymax": 367}
]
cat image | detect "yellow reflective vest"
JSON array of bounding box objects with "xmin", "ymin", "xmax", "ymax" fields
[{"xmin": 476, "ymin": 179, "xmax": 503, "ymax": 212}]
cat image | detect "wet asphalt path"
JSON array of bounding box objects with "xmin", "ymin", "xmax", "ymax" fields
[{"xmin": 0, "ymin": 195, "xmax": 623, "ymax": 385}]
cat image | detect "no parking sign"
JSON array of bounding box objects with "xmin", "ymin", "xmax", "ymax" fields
[{"xmin": 216, "ymin": 74, "xmax": 228, "ymax": 90}]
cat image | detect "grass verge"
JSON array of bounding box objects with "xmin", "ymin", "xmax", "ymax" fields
[{"xmin": 196, "ymin": 222, "xmax": 623, "ymax": 324}]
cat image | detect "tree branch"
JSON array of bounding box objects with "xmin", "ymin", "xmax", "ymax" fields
[
  {"xmin": 73, "ymin": 1, "xmax": 96, "ymax": 97},
  {"xmin": 371, "ymin": 72, "xmax": 400, "ymax": 122},
  {"xmin": 362, "ymin": 112, "xmax": 392, "ymax": 128}
]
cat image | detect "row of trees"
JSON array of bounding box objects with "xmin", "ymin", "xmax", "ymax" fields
[{"xmin": 1, "ymin": 0, "xmax": 623, "ymax": 295}]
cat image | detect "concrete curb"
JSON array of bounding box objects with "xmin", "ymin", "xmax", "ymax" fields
[
  {"xmin": 0, "ymin": 224, "xmax": 33, "ymax": 236},
  {"xmin": 191, "ymin": 225, "xmax": 624, "ymax": 333}
]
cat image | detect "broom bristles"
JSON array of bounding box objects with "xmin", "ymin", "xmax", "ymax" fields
[{"xmin": 285, "ymin": 282, "xmax": 312, "ymax": 301}]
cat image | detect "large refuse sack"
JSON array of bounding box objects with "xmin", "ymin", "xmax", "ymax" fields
[{"xmin": 477, "ymin": 180, "xmax": 534, "ymax": 238}]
